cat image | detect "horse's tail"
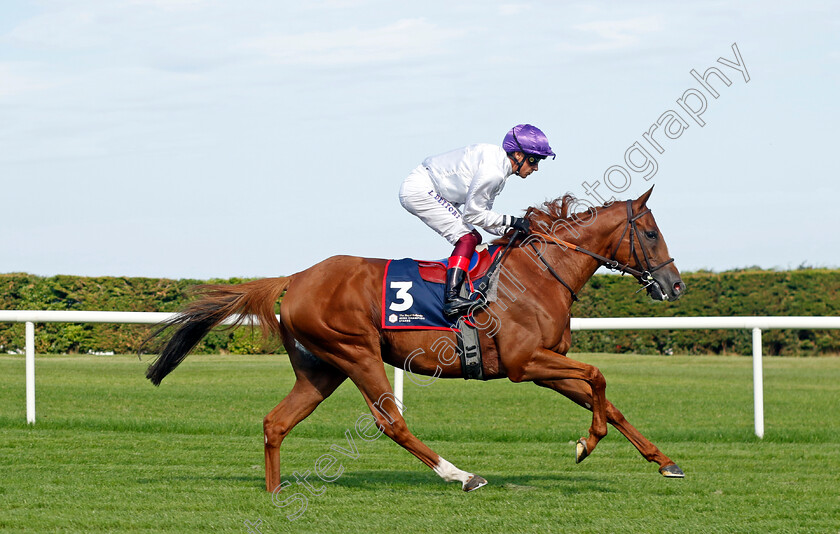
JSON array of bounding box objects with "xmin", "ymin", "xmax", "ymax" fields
[{"xmin": 143, "ymin": 277, "xmax": 291, "ymax": 386}]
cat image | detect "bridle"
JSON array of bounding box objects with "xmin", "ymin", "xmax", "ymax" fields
[{"xmin": 526, "ymin": 200, "xmax": 674, "ymax": 301}]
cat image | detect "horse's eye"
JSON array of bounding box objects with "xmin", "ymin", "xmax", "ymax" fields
[{"xmin": 645, "ymin": 230, "xmax": 658, "ymax": 239}]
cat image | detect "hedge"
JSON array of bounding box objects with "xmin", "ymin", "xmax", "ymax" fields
[
  {"xmin": 0, "ymin": 274, "xmax": 270, "ymax": 356},
  {"xmin": 1, "ymin": 269, "xmax": 838, "ymax": 356},
  {"xmin": 571, "ymin": 268, "xmax": 840, "ymax": 355}
]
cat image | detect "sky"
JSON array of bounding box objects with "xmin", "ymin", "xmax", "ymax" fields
[{"xmin": 1, "ymin": 0, "xmax": 838, "ymax": 280}]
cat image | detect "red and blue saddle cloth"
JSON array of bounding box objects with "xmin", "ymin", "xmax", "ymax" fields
[{"xmin": 381, "ymin": 245, "xmax": 502, "ymax": 331}]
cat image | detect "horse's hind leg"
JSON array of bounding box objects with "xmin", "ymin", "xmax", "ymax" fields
[
  {"xmin": 264, "ymin": 348, "xmax": 348, "ymax": 492},
  {"xmin": 348, "ymin": 361, "xmax": 487, "ymax": 492},
  {"xmin": 535, "ymin": 378, "xmax": 684, "ymax": 477}
]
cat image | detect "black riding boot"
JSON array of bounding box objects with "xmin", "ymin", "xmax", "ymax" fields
[{"xmin": 442, "ymin": 267, "xmax": 474, "ymax": 317}]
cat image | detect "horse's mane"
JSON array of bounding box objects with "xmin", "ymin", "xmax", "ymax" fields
[
  {"xmin": 525, "ymin": 194, "xmax": 576, "ymax": 227},
  {"xmin": 493, "ymin": 194, "xmax": 582, "ymax": 245}
]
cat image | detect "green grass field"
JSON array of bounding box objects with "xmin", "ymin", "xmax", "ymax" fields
[{"xmin": 1, "ymin": 353, "xmax": 838, "ymax": 533}]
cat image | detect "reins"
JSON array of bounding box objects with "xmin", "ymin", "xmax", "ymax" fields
[
  {"xmin": 526, "ymin": 200, "xmax": 674, "ymax": 300},
  {"xmin": 527, "ymin": 241, "xmax": 580, "ymax": 301},
  {"xmin": 530, "ymin": 232, "xmax": 645, "ymax": 278}
]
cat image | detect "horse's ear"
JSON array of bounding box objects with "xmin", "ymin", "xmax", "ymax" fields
[{"xmin": 635, "ymin": 186, "xmax": 654, "ymax": 207}]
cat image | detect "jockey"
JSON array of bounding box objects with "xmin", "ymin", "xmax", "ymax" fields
[{"xmin": 399, "ymin": 124, "xmax": 555, "ymax": 317}]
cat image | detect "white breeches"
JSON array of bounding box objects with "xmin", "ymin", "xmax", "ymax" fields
[{"xmin": 399, "ymin": 165, "xmax": 474, "ymax": 245}]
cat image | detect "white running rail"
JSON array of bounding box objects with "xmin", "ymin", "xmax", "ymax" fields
[{"xmin": 3, "ymin": 311, "xmax": 839, "ymax": 437}]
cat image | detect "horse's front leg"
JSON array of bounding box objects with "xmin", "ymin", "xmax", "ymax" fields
[
  {"xmin": 509, "ymin": 348, "xmax": 608, "ymax": 462},
  {"xmin": 535, "ymin": 378, "xmax": 685, "ymax": 477}
]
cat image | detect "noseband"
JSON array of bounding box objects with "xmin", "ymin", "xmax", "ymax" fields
[{"xmin": 527, "ymin": 200, "xmax": 674, "ymax": 300}]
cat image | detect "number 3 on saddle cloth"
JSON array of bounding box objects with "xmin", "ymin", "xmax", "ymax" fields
[{"xmin": 381, "ymin": 245, "xmax": 502, "ymax": 331}]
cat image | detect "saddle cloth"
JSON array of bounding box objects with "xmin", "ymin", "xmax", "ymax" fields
[{"xmin": 381, "ymin": 246, "xmax": 502, "ymax": 331}]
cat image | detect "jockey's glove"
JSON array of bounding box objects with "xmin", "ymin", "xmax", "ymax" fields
[{"xmin": 508, "ymin": 216, "xmax": 531, "ymax": 235}]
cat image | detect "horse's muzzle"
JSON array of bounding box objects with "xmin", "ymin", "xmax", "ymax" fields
[
  {"xmin": 671, "ymin": 279, "xmax": 686, "ymax": 299},
  {"xmin": 647, "ymin": 273, "xmax": 685, "ymax": 301}
]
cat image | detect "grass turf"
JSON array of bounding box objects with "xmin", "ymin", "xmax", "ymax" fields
[{"xmin": 0, "ymin": 353, "xmax": 838, "ymax": 533}]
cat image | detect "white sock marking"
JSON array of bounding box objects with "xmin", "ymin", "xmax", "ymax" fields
[{"xmin": 433, "ymin": 457, "xmax": 472, "ymax": 485}]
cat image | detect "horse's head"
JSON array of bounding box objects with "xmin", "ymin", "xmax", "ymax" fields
[
  {"xmin": 611, "ymin": 187, "xmax": 685, "ymax": 301},
  {"xmin": 508, "ymin": 186, "xmax": 684, "ymax": 302}
]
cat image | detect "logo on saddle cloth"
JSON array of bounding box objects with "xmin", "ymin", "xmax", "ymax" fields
[{"xmin": 381, "ymin": 246, "xmax": 501, "ymax": 331}]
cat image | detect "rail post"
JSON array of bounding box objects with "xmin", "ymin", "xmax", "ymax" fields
[
  {"xmin": 394, "ymin": 368, "xmax": 404, "ymax": 414},
  {"xmin": 752, "ymin": 327, "xmax": 764, "ymax": 438},
  {"xmin": 25, "ymin": 321, "xmax": 36, "ymax": 424}
]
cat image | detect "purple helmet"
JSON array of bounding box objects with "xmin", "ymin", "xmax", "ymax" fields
[{"xmin": 502, "ymin": 124, "xmax": 556, "ymax": 159}]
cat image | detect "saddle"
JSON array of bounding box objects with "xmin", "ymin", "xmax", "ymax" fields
[{"xmin": 414, "ymin": 245, "xmax": 498, "ymax": 285}]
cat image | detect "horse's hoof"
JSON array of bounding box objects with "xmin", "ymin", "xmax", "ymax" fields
[
  {"xmin": 463, "ymin": 475, "xmax": 488, "ymax": 492},
  {"xmin": 659, "ymin": 464, "xmax": 685, "ymax": 478},
  {"xmin": 575, "ymin": 438, "xmax": 589, "ymax": 464}
]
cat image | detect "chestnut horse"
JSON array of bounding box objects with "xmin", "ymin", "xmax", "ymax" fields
[{"xmin": 144, "ymin": 187, "xmax": 686, "ymax": 493}]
